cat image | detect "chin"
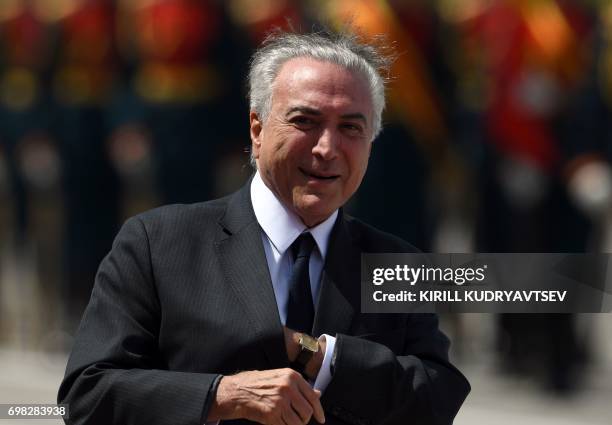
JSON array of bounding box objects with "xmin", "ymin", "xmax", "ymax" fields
[{"xmin": 295, "ymin": 196, "xmax": 336, "ymax": 225}]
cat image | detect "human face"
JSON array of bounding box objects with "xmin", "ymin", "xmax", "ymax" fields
[{"xmin": 250, "ymin": 57, "xmax": 374, "ymax": 227}]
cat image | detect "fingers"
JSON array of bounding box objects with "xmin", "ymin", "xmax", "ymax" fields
[
  {"xmin": 295, "ymin": 378, "xmax": 325, "ymax": 423},
  {"xmin": 282, "ymin": 403, "xmax": 304, "ymax": 425},
  {"xmin": 289, "ymin": 391, "xmax": 314, "ymax": 423},
  {"xmin": 311, "ymin": 390, "xmax": 325, "ymax": 424}
]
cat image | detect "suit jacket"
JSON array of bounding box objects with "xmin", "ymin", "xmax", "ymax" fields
[{"xmin": 58, "ymin": 181, "xmax": 470, "ymax": 425}]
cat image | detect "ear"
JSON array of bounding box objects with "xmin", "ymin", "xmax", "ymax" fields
[{"xmin": 250, "ymin": 111, "xmax": 263, "ymax": 159}]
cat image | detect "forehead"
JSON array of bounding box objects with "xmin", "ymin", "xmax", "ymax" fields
[{"xmin": 271, "ymin": 57, "xmax": 373, "ymax": 115}]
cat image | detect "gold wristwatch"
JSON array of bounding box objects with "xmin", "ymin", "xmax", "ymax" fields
[{"xmin": 293, "ymin": 333, "xmax": 319, "ymax": 376}]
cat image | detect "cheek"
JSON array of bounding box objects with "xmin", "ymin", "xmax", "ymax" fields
[
  {"xmin": 347, "ymin": 144, "xmax": 371, "ymax": 179},
  {"xmin": 278, "ymin": 136, "xmax": 313, "ymax": 166},
  {"xmin": 269, "ymin": 127, "xmax": 300, "ymax": 153},
  {"xmin": 259, "ymin": 134, "xmax": 286, "ymax": 164},
  {"xmin": 263, "ymin": 139, "xmax": 302, "ymax": 183}
]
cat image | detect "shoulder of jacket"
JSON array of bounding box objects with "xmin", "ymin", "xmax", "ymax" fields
[
  {"xmin": 125, "ymin": 195, "xmax": 232, "ymax": 233},
  {"xmin": 343, "ymin": 213, "xmax": 420, "ymax": 253}
]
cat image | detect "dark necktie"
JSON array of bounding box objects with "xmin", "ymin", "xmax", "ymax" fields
[{"xmin": 286, "ymin": 232, "xmax": 316, "ymax": 333}]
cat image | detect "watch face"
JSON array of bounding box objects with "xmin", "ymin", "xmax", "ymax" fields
[{"xmin": 300, "ymin": 334, "xmax": 319, "ymax": 352}]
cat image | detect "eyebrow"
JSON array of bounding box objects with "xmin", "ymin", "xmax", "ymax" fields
[{"xmin": 285, "ymin": 106, "xmax": 368, "ymax": 127}]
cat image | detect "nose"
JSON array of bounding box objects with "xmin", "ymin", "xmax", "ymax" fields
[{"xmin": 312, "ymin": 127, "xmax": 339, "ymax": 161}]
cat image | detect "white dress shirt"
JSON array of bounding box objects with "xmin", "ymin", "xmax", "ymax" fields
[{"xmin": 251, "ymin": 171, "xmax": 337, "ymax": 392}]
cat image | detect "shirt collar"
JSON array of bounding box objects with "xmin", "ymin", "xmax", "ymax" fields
[{"xmin": 251, "ymin": 171, "xmax": 338, "ymax": 259}]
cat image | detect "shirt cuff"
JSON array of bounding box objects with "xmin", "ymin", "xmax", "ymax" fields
[{"xmin": 313, "ymin": 333, "xmax": 336, "ymax": 392}]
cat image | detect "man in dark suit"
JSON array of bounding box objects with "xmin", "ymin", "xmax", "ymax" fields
[{"xmin": 58, "ymin": 30, "xmax": 470, "ymax": 425}]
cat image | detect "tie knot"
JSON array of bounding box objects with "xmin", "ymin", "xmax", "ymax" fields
[{"xmin": 291, "ymin": 232, "xmax": 316, "ymax": 261}]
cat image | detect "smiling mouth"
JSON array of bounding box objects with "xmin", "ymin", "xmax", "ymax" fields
[{"xmin": 299, "ymin": 167, "xmax": 340, "ymax": 181}]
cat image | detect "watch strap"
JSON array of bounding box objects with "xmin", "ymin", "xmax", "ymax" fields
[{"xmin": 292, "ymin": 334, "xmax": 319, "ymax": 375}]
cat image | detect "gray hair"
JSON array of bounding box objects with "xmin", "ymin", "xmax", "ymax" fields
[{"xmin": 248, "ymin": 29, "xmax": 392, "ymax": 142}]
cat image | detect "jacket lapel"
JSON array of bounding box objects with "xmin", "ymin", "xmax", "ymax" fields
[
  {"xmin": 215, "ymin": 183, "xmax": 360, "ymax": 364},
  {"xmin": 215, "ymin": 182, "xmax": 289, "ymax": 369},
  {"xmin": 313, "ymin": 213, "xmax": 358, "ymax": 337}
]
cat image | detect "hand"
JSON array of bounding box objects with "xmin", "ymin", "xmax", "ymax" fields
[{"xmin": 208, "ymin": 368, "xmax": 326, "ymax": 424}]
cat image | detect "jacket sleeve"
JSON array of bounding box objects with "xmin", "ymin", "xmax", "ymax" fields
[
  {"xmin": 57, "ymin": 216, "xmax": 221, "ymax": 425},
  {"xmin": 321, "ymin": 314, "xmax": 470, "ymax": 425}
]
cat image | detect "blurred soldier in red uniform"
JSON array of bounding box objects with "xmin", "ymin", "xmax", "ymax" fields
[
  {"xmin": 115, "ymin": 0, "xmax": 249, "ymax": 204},
  {"xmin": 451, "ymin": 0, "xmax": 596, "ymax": 392},
  {"xmin": 565, "ymin": 0, "xmax": 612, "ymax": 244},
  {"xmin": 0, "ymin": 0, "xmax": 55, "ymax": 246},
  {"xmin": 50, "ymin": 0, "xmax": 121, "ymax": 327}
]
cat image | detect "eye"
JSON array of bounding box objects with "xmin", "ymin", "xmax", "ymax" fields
[
  {"xmin": 289, "ymin": 116, "xmax": 315, "ymax": 127},
  {"xmin": 290, "ymin": 116, "xmax": 317, "ymax": 130},
  {"xmin": 341, "ymin": 122, "xmax": 364, "ymax": 136}
]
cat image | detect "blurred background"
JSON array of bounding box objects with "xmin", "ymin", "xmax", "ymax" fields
[{"xmin": 0, "ymin": 0, "xmax": 611, "ymax": 424}]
